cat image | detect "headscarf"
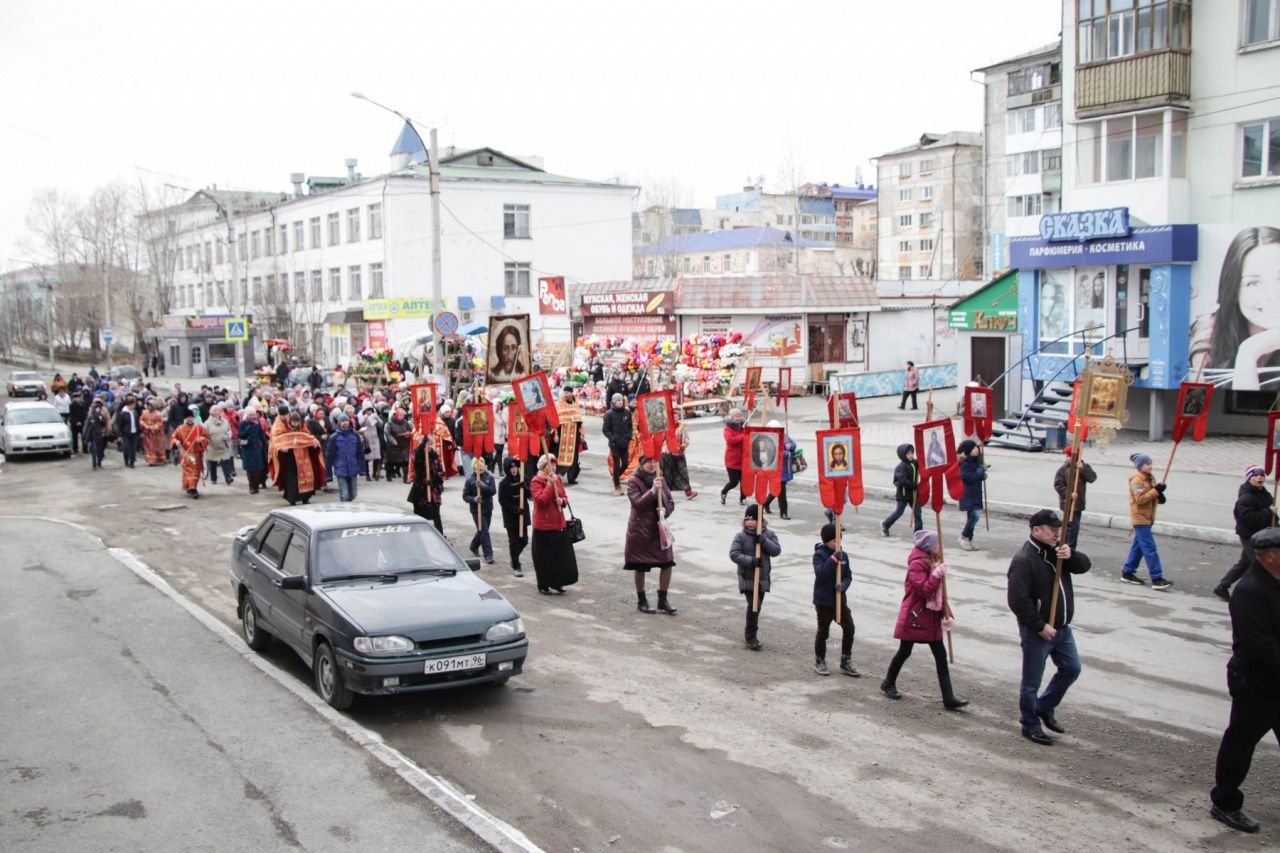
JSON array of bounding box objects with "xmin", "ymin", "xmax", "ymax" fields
[{"xmin": 187, "ymin": 403, "xmax": 203, "ymax": 425}]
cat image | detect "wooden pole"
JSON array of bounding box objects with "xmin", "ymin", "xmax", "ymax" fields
[
  {"xmin": 1160, "ymin": 362, "xmax": 1205, "ymax": 485},
  {"xmin": 834, "ymin": 513, "xmax": 843, "ymax": 616},
  {"xmin": 980, "ymin": 444, "xmax": 990, "ymax": 532},
  {"xmin": 752, "ymin": 497, "xmax": 763, "ymax": 613},
  {"xmin": 934, "ymin": 510, "xmax": 953, "ymax": 663},
  {"xmin": 517, "ymin": 460, "xmax": 526, "ymax": 539},
  {"xmin": 1048, "ymin": 416, "xmax": 1086, "ymax": 626}
]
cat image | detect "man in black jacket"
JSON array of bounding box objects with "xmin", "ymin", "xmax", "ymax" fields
[
  {"xmin": 1214, "ymin": 465, "xmax": 1275, "ymax": 601},
  {"xmin": 113, "ymin": 395, "xmax": 142, "ymax": 468},
  {"xmin": 601, "ymin": 393, "xmax": 633, "ymax": 496},
  {"xmin": 1007, "ymin": 509, "xmax": 1091, "ymax": 746},
  {"xmin": 1053, "ymin": 447, "xmax": 1098, "ymax": 550},
  {"xmin": 1210, "ymin": 527, "xmax": 1280, "ymax": 834}
]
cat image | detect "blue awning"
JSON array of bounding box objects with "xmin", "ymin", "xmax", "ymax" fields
[
  {"xmin": 459, "ymin": 321, "xmax": 487, "ymax": 336},
  {"xmin": 457, "ymin": 295, "xmax": 476, "ymax": 310},
  {"xmin": 490, "ymin": 295, "xmax": 506, "ymax": 309}
]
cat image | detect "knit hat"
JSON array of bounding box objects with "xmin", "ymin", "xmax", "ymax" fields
[
  {"xmin": 335, "ymin": 412, "xmax": 349, "ymax": 424},
  {"xmin": 957, "ymin": 439, "xmax": 977, "ymax": 457},
  {"xmin": 1063, "ymin": 445, "xmax": 1074, "ymax": 457},
  {"xmin": 913, "ymin": 529, "xmax": 938, "ymax": 551},
  {"xmin": 1246, "ymin": 465, "xmax": 1266, "ymax": 481},
  {"xmin": 1130, "ymin": 452, "xmax": 1152, "ymax": 469},
  {"xmin": 744, "ymin": 504, "xmax": 759, "ymax": 520},
  {"xmin": 820, "ymin": 522, "xmax": 837, "ymax": 544}
]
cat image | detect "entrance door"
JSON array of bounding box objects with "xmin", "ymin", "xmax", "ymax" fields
[
  {"xmin": 971, "ymin": 336, "xmax": 1007, "ymax": 416},
  {"xmin": 1116, "ymin": 265, "xmax": 1151, "ymax": 362}
]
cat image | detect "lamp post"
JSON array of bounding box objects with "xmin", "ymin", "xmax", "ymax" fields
[{"xmin": 351, "ymin": 91, "xmax": 446, "ymax": 396}]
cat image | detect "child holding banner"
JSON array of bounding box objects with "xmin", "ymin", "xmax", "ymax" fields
[
  {"xmin": 730, "ymin": 505, "xmax": 781, "ymax": 651},
  {"xmin": 813, "ymin": 522, "xmax": 859, "ymax": 677}
]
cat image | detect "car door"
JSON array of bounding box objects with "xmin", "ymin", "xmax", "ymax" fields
[
  {"xmin": 274, "ymin": 529, "xmax": 310, "ymax": 652},
  {"xmin": 255, "ymin": 522, "xmax": 293, "ymax": 632},
  {"xmin": 241, "ymin": 520, "xmax": 277, "ymax": 624}
]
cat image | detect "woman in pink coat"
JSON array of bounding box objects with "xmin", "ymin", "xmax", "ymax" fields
[{"xmin": 880, "ymin": 530, "xmax": 968, "ymax": 710}]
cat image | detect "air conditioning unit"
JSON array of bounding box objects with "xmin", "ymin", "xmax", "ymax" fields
[{"xmin": 462, "ymin": 311, "xmax": 472, "ymax": 321}]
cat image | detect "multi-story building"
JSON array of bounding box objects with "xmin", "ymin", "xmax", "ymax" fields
[
  {"xmin": 632, "ymin": 225, "xmax": 870, "ymax": 278},
  {"xmin": 832, "ymin": 184, "xmax": 878, "ymax": 256},
  {"xmin": 710, "ymin": 182, "xmax": 876, "ymax": 247},
  {"xmin": 1008, "ymin": 0, "xmax": 1280, "ymax": 437},
  {"xmin": 150, "ymin": 136, "xmax": 632, "ymax": 372},
  {"xmin": 975, "ymin": 42, "xmax": 1064, "ymax": 273},
  {"xmin": 873, "ymin": 132, "xmax": 984, "ymax": 281}
]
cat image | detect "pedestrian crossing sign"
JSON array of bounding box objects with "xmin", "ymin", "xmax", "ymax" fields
[{"xmin": 224, "ymin": 318, "xmax": 248, "ymax": 342}]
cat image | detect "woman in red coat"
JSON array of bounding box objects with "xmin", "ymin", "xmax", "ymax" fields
[
  {"xmin": 719, "ymin": 408, "xmax": 746, "ymax": 505},
  {"xmin": 880, "ymin": 530, "xmax": 968, "ymax": 710},
  {"xmin": 530, "ymin": 453, "xmax": 578, "ymax": 595}
]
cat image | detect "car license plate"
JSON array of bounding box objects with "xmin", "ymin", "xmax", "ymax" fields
[{"xmin": 424, "ymin": 653, "xmax": 486, "ymax": 674}]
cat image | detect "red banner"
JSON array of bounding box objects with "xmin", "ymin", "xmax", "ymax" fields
[
  {"xmin": 828, "ymin": 392, "xmax": 859, "ymax": 429},
  {"xmin": 740, "ymin": 426, "xmax": 784, "ymax": 504},
  {"xmin": 636, "ymin": 390, "xmax": 677, "ymax": 459},
  {"xmin": 513, "ymin": 371, "xmax": 559, "ymax": 438},
  {"xmin": 743, "ymin": 366, "xmax": 762, "ymax": 411},
  {"xmin": 368, "ymin": 320, "xmax": 387, "ymax": 350},
  {"xmin": 409, "ymin": 383, "xmax": 437, "ymax": 436},
  {"xmin": 461, "ymin": 402, "xmax": 496, "ymax": 457},
  {"xmin": 914, "ymin": 418, "xmax": 963, "ymax": 513},
  {"xmin": 1066, "ymin": 378, "xmax": 1091, "ymax": 443},
  {"xmin": 816, "ymin": 428, "xmax": 863, "ymax": 515},
  {"xmin": 963, "ymin": 386, "xmax": 994, "ymax": 441},
  {"xmin": 775, "ymin": 367, "xmax": 792, "ymax": 407},
  {"xmin": 1171, "ymin": 381, "xmax": 1213, "ymax": 443},
  {"xmin": 507, "ymin": 405, "xmax": 535, "ymax": 461},
  {"xmin": 537, "ymin": 276, "xmax": 566, "ymax": 315},
  {"xmin": 1267, "ymin": 412, "xmax": 1280, "ymax": 477}
]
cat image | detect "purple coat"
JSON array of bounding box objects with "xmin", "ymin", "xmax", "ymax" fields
[
  {"xmin": 893, "ymin": 546, "xmax": 944, "ymax": 642},
  {"xmin": 623, "ymin": 470, "xmax": 674, "ymax": 568}
]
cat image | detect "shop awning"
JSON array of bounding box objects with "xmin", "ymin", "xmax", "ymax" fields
[
  {"xmin": 459, "ymin": 321, "xmax": 487, "ymax": 336},
  {"xmin": 458, "ymin": 295, "xmax": 476, "ymax": 310},
  {"xmin": 323, "ymin": 308, "xmax": 364, "ymax": 325},
  {"xmin": 490, "ymin": 295, "xmax": 506, "ymax": 309},
  {"xmin": 948, "ymin": 270, "xmax": 1018, "ymax": 331}
]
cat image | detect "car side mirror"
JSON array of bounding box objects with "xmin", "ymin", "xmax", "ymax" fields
[
  {"xmin": 279, "ymin": 575, "xmax": 307, "ymax": 591},
  {"xmin": 235, "ymin": 525, "xmax": 256, "ymax": 541},
  {"xmin": 465, "ymin": 558, "xmax": 482, "ymax": 572}
]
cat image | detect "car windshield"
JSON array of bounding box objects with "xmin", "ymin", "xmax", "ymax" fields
[
  {"xmin": 8, "ymin": 409, "xmax": 63, "ymax": 425},
  {"xmin": 12, "ymin": 373, "xmax": 39, "ymax": 381},
  {"xmin": 315, "ymin": 523, "xmax": 462, "ymax": 581}
]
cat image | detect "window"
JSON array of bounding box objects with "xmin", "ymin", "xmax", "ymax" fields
[
  {"xmin": 281, "ymin": 533, "xmax": 308, "ymax": 577},
  {"xmin": 1107, "ymin": 117, "xmax": 1134, "ymax": 181},
  {"xmin": 898, "ymin": 266, "xmax": 913, "ymax": 280},
  {"xmin": 176, "ymin": 247, "xmax": 183, "ymax": 271},
  {"xmin": 347, "ymin": 207, "xmax": 360, "ymax": 242},
  {"xmin": 1007, "ymin": 107, "xmax": 1037, "ymax": 134},
  {"xmin": 702, "ymin": 256, "xmax": 711, "ymax": 273},
  {"xmin": 328, "ymin": 268, "xmax": 341, "ymax": 300},
  {"xmin": 503, "ymin": 203, "xmax": 531, "ymax": 239},
  {"xmin": 279, "ymin": 224, "xmax": 287, "ymax": 254},
  {"xmin": 899, "ymin": 214, "xmax": 914, "ymax": 227},
  {"xmin": 309, "ymin": 217, "xmax": 321, "ymax": 248},
  {"xmin": 918, "ymin": 264, "xmax": 932, "ymax": 277},
  {"xmin": 1079, "ymin": 0, "xmax": 1190, "ymax": 62},
  {"xmin": 682, "ymin": 257, "xmax": 691, "ymax": 273},
  {"xmin": 240, "ymin": 279, "xmax": 248, "ymax": 304},
  {"xmin": 1045, "ymin": 103, "xmax": 1063, "ymax": 129},
  {"xmin": 293, "ymin": 221, "xmax": 304, "ymax": 251},
  {"xmin": 368, "ymin": 203, "xmax": 382, "ymax": 239},
  {"xmin": 1007, "ymin": 194, "xmax": 1044, "ymax": 217},
  {"xmin": 252, "ymin": 276, "xmax": 263, "ymax": 303},
  {"xmin": 204, "ymin": 241, "xmax": 212, "ymax": 268},
  {"xmin": 265, "ymin": 275, "xmax": 276, "ymax": 301},
  {"xmin": 920, "ymin": 185, "xmax": 934, "ymax": 200},
  {"xmin": 899, "ymin": 162, "xmax": 912, "ymax": 178},
  {"xmin": 258, "ymin": 524, "xmax": 291, "ymax": 565},
  {"xmin": 237, "ymin": 233, "xmax": 246, "ymax": 261},
  {"xmin": 899, "ymin": 188, "xmax": 913, "ymax": 201},
  {"xmin": 186, "ymin": 245, "xmax": 195, "ymax": 268},
  {"xmin": 264, "ymin": 227, "xmax": 275, "ymax": 256},
  {"xmin": 1044, "ymin": 151, "xmax": 1063, "ymax": 171},
  {"xmin": 920, "ymin": 238, "xmax": 935, "ymax": 251},
  {"xmin": 1245, "ymin": 0, "xmax": 1280, "ymax": 45},
  {"xmin": 1241, "ymin": 117, "xmax": 1280, "ymax": 178},
  {"xmin": 327, "ymin": 213, "xmax": 340, "ymax": 246},
  {"xmin": 775, "ymin": 214, "xmax": 784, "ymax": 225},
  {"xmin": 250, "ymin": 230, "xmax": 260, "ymax": 259},
  {"xmin": 369, "ymin": 262, "xmax": 384, "ymax": 297},
  {"xmin": 1008, "ymin": 150, "xmax": 1042, "ymax": 176},
  {"xmin": 347, "ymin": 265, "xmax": 361, "ymax": 300},
  {"xmin": 310, "ymin": 270, "xmax": 322, "ymax": 301},
  {"xmin": 216, "ymin": 240, "xmax": 224, "ymax": 264},
  {"xmin": 1078, "ymin": 120, "xmax": 1103, "ymax": 183},
  {"xmin": 920, "ymin": 158, "xmax": 935, "ymax": 173},
  {"xmin": 899, "ymin": 240, "xmax": 912, "ymax": 252},
  {"xmin": 504, "ymin": 262, "xmax": 531, "ymax": 296},
  {"xmin": 1171, "ymin": 113, "xmax": 1187, "ymax": 177},
  {"xmin": 722, "ymin": 254, "xmax": 732, "ymax": 271},
  {"xmin": 1008, "ymin": 61, "xmax": 1061, "ymax": 95},
  {"xmin": 294, "ymin": 272, "xmax": 305, "ymax": 301},
  {"xmin": 1135, "ymin": 112, "xmax": 1164, "ymax": 178},
  {"xmin": 919, "ymin": 211, "xmax": 935, "ymax": 227}
]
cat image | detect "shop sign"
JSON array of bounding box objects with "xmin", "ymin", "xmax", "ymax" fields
[
  {"xmin": 949, "ymin": 310, "xmax": 1017, "ymax": 332},
  {"xmin": 579, "ymin": 291, "xmax": 673, "ymax": 317},
  {"xmin": 1040, "ymin": 207, "xmax": 1130, "ymax": 243},
  {"xmin": 368, "ymin": 320, "xmax": 387, "ymax": 349},
  {"xmin": 583, "ymin": 314, "xmax": 677, "ymax": 337},
  {"xmin": 537, "ymin": 276, "xmax": 566, "ymax": 315},
  {"xmin": 1010, "ymin": 224, "xmax": 1198, "ymax": 269},
  {"xmin": 362, "ymin": 297, "xmax": 445, "ymax": 320}
]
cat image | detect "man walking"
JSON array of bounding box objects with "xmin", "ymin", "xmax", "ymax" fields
[
  {"xmin": 602, "ymin": 393, "xmax": 633, "ymax": 496},
  {"xmin": 113, "ymin": 395, "xmax": 142, "ymax": 469},
  {"xmin": 1214, "ymin": 466, "xmax": 1275, "ymax": 601},
  {"xmin": 1209, "ymin": 528, "xmax": 1280, "ymax": 833},
  {"xmin": 1007, "ymin": 509, "xmax": 1092, "ymax": 746}
]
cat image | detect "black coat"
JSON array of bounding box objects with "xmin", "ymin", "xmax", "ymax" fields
[
  {"xmin": 602, "ymin": 406, "xmax": 633, "ymax": 450},
  {"xmin": 167, "ymin": 395, "xmax": 190, "ymax": 431},
  {"xmin": 1227, "ymin": 563, "xmax": 1280, "ymax": 699},
  {"xmin": 1235, "ymin": 482, "xmax": 1274, "ymax": 540},
  {"xmin": 891, "ymin": 443, "xmax": 919, "ymax": 503},
  {"xmin": 958, "ymin": 456, "xmax": 987, "ymax": 511},
  {"xmin": 69, "ymin": 397, "xmax": 89, "ymax": 428},
  {"xmin": 497, "ymin": 466, "xmax": 531, "ymax": 532},
  {"xmin": 812, "ymin": 543, "xmax": 852, "ymax": 608},
  {"xmin": 1007, "ymin": 537, "xmax": 1091, "ymax": 632},
  {"xmin": 1054, "ymin": 460, "xmax": 1098, "ymax": 514},
  {"xmin": 113, "ymin": 407, "xmax": 142, "ymax": 437},
  {"xmin": 605, "ymin": 377, "xmax": 627, "ymax": 403}
]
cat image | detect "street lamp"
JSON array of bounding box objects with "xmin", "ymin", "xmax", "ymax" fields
[{"xmin": 350, "ymin": 91, "xmax": 446, "ymax": 395}]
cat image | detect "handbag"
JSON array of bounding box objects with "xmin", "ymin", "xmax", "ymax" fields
[
  {"xmin": 791, "ymin": 448, "xmax": 808, "ymax": 473},
  {"xmin": 564, "ymin": 496, "xmax": 586, "ymax": 543}
]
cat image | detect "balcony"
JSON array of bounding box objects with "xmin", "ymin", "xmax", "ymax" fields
[
  {"xmin": 1042, "ymin": 169, "xmax": 1062, "ymax": 194},
  {"xmin": 1075, "ymin": 50, "xmax": 1189, "ymax": 118}
]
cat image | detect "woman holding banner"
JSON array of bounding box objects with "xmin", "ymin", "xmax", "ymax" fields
[
  {"xmin": 624, "ymin": 454, "xmax": 676, "ymax": 614},
  {"xmin": 530, "ymin": 453, "xmax": 577, "ymax": 595}
]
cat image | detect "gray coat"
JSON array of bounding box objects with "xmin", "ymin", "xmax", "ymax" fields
[
  {"xmin": 730, "ymin": 527, "xmax": 781, "ymax": 593},
  {"xmin": 204, "ymin": 417, "xmax": 235, "ymax": 462}
]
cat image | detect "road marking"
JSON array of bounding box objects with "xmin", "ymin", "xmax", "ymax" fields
[{"xmin": 0, "ymin": 514, "xmax": 543, "ymax": 853}]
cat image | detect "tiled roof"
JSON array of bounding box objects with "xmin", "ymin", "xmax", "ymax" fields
[{"xmin": 569, "ymin": 276, "xmax": 879, "ymax": 313}]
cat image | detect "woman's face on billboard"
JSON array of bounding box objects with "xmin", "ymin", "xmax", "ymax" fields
[{"xmin": 1239, "ymin": 243, "xmax": 1280, "ymax": 332}]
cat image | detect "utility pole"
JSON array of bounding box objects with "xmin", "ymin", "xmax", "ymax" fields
[
  {"xmin": 103, "ymin": 260, "xmax": 114, "ymax": 372},
  {"xmin": 43, "ymin": 282, "xmax": 55, "ymax": 372}
]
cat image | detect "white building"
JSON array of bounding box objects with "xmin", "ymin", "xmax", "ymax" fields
[{"xmin": 155, "ymin": 136, "xmax": 633, "ymax": 372}]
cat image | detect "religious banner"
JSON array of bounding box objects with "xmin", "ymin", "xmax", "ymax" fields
[
  {"xmin": 963, "ymin": 385, "xmax": 994, "ymax": 441},
  {"xmin": 1066, "ymin": 378, "xmax": 1090, "ymax": 443},
  {"xmin": 743, "ymin": 366, "xmax": 763, "ymax": 410},
  {"xmin": 775, "ymin": 367, "xmax": 792, "ymax": 407},
  {"xmin": 513, "ymin": 371, "xmax": 559, "ymax": 438},
  {"xmin": 1267, "ymin": 411, "xmax": 1280, "ymax": 477},
  {"xmin": 507, "ymin": 405, "xmax": 535, "ymax": 462},
  {"xmin": 410, "ymin": 383, "xmax": 437, "ymax": 436},
  {"xmin": 1171, "ymin": 381, "xmax": 1214, "ymax": 443},
  {"xmin": 914, "ymin": 418, "xmax": 963, "ymax": 512},
  {"xmin": 815, "ymin": 428, "xmax": 863, "ymax": 515},
  {"xmin": 740, "ymin": 426, "xmax": 784, "ymax": 505},
  {"xmin": 461, "ymin": 402, "xmax": 495, "ymax": 458},
  {"xmin": 828, "ymin": 391, "xmax": 859, "ymax": 429},
  {"xmin": 636, "ymin": 389, "xmax": 677, "ymax": 459}
]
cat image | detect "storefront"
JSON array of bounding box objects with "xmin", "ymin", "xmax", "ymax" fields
[
  {"xmin": 577, "ymin": 289, "xmax": 677, "ymax": 339},
  {"xmin": 149, "ymin": 314, "xmax": 256, "ymax": 381},
  {"xmin": 948, "ymin": 270, "xmax": 1022, "ymax": 417}
]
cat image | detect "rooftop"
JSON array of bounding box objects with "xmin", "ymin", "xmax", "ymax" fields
[
  {"xmin": 632, "ymin": 226, "xmax": 826, "ymax": 257},
  {"xmin": 973, "ymin": 41, "xmax": 1062, "ymax": 74},
  {"xmin": 875, "ymin": 131, "xmax": 983, "ymax": 160},
  {"xmin": 570, "ymin": 275, "xmax": 879, "ymax": 314}
]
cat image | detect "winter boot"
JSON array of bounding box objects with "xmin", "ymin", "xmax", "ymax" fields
[
  {"xmin": 657, "ymin": 590, "xmax": 677, "ymax": 615},
  {"xmin": 840, "ymin": 655, "xmax": 862, "ymax": 677},
  {"xmin": 814, "ymin": 657, "xmax": 831, "ymax": 676},
  {"xmin": 938, "ymin": 668, "xmax": 969, "ymax": 711},
  {"xmin": 637, "ymin": 592, "xmax": 656, "ymax": 614},
  {"xmin": 880, "ymin": 680, "xmax": 903, "ymax": 700}
]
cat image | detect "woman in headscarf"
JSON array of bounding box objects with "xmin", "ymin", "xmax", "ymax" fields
[
  {"xmin": 139, "ymin": 398, "xmax": 168, "ymax": 466},
  {"xmin": 268, "ymin": 409, "xmax": 325, "ymax": 505},
  {"xmin": 660, "ymin": 410, "xmax": 697, "ymax": 500},
  {"xmin": 625, "ymin": 453, "xmax": 677, "ymax": 614},
  {"xmin": 530, "ymin": 453, "xmax": 578, "ymax": 595},
  {"xmin": 169, "ymin": 404, "xmax": 209, "ymax": 499},
  {"xmin": 497, "ymin": 455, "xmax": 530, "ymax": 577},
  {"xmin": 204, "ymin": 404, "xmax": 236, "ymax": 485},
  {"xmin": 383, "ymin": 407, "xmax": 413, "ymax": 482},
  {"xmin": 408, "ymin": 430, "xmax": 445, "ymax": 532},
  {"xmin": 238, "ymin": 404, "xmax": 271, "ymax": 494}
]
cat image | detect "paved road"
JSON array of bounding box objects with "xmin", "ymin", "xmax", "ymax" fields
[
  {"xmin": 0, "ymin": 519, "xmax": 489, "ymax": 852},
  {"xmin": 2, "ymin": 390, "xmax": 1277, "ymax": 850}
]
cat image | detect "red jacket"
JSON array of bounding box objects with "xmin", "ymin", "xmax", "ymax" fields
[
  {"xmin": 893, "ymin": 546, "xmax": 944, "ymax": 642},
  {"xmin": 723, "ymin": 425, "xmax": 745, "ymax": 469},
  {"xmin": 530, "ymin": 472, "xmax": 567, "ymax": 531}
]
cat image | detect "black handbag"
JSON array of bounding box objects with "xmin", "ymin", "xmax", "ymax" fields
[{"xmin": 565, "ymin": 502, "xmax": 586, "ymax": 543}]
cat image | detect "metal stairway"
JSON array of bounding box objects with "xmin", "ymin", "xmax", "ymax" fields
[{"xmin": 986, "ymin": 381, "xmax": 1074, "ymax": 452}]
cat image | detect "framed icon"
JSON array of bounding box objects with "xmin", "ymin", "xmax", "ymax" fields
[
  {"xmin": 487, "ymin": 314, "xmax": 531, "ymax": 384},
  {"xmin": 819, "ymin": 434, "xmax": 855, "ymax": 479}
]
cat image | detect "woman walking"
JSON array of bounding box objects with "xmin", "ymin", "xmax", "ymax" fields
[
  {"xmin": 529, "ymin": 453, "xmax": 578, "ymax": 595},
  {"xmin": 408, "ymin": 434, "xmax": 445, "ymax": 532},
  {"xmin": 204, "ymin": 405, "xmax": 236, "ymax": 485},
  {"xmin": 625, "ymin": 454, "xmax": 677, "ymax": 614},
  {"xmin": 880, "ymin": 530, "xmax": 968, "ymax": 710},
  {"xmin": 359, "ymin": 403, "xmax": 383, "ymax": 481},
  {"xmin": 720, "ymin": 408, "xmax": 746, "ymax": 505},
  {"xmin": 238, "ymin": 405, "xmax": 271, "ymax": 494},
  {"xmin": 384, "ymin": 408, "xmax": 412, "ymax": 482}
]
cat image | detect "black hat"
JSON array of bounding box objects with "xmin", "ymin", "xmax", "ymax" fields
[
  {"xmin": 744, "ymin": 504, "xmax": 759, "ymax": 520},
  {"xmin": 1250, "ymin": 527, "xmax": 1280, "ymax": 551},
  {"xmin": 1028, "ymin": 509, "xmax": 1062, "ymax": 528},
  {"xmin": 820, "ymin": 522, "xmax": 837, "ymax": 543}
]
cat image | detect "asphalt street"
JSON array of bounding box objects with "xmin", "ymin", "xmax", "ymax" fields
[{"xmin": 1, "ymin": 391, "xmax": 1276, "ymax": 851}]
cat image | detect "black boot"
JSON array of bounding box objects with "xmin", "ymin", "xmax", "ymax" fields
[
  {"xmin": 880, "ymin": 680, "xmax": 903, "ymax": 700},
  {"xmin": 657, "ymin": 590, "xmax": 677, "ymax": 615},
  {"xmin": 637, "ymin": 592, "xmax": 655, "ymax": 614},
  {"xmin": 938, "ymin": 668, "xmax": 969, "ymax": 710}
]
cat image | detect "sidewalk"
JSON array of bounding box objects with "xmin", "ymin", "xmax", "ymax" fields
[{"xmin": 678, "ymin": 389, "xmax": 1252, "ymax": 545}]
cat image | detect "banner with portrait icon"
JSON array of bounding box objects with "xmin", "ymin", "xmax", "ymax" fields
[
  {"xmin": 636, "ymin": 389, "xmax": 676, "ymax": 459},
  {"xmin": 410, "ymin": 382, "xmax": 437, "ymax": 436},
  {"xmin": 1171, "ymin": 381, "xmax": 1214, "ymax": 443},
  {"xmin": 461, "ymin": 402, "xmax": 495, "ymax": 458},
  {"xmin": 513, "ymin": 370, "xmax": 558, "ymax": 440},
  {"xmin": 743, "ymin": 366, "xmax": 763, "ymax": 410},
  {"xmin": 963, "ymin": 385, "xmax": 994, "ymax": 441},
  {"xmin": 827, "ymin": 391, "xmax": 859, "ymax": 429},
  {"xmin": 775, "ymin": 367, "xmax": 792, "ymax": 408},
  {"xmin": 914, "ymin": 418, "xmax": 963, "ymax": 513},
  {"xmin": 741, "ymin": 426, "xmax": 784, "ymax": 504},
  {"xmin": 815, "ymin": 428, "xmax": 863, "ymax": 515},
  {"xmin": 507, "ymin": 403, "xmax": 536, "ymax": 461},
  {"xmin": 487, "ymin": 314, "xmax": 532, "ymax": 384}
]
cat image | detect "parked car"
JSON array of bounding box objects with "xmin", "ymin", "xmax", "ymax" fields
[
  {"xmin": 105, "ymin": 365, "xmax": 141, "ymax": 382},
  {"xmin": 229, "ymin": 503, "xmax": 528, "ymax": 710},
  {"xmin": 6, "ymin": 371, "xmax": 45, "ymax": 397},
  {"xmin": 1, "ymin": 401, "xmax": 72, "ymax": 458}
]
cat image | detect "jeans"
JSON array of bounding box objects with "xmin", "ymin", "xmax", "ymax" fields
[
  {"xmin": 1018, "ymin": 623, "xmax": 1082, "ymax": 732},
  {"xmin": 899, "ymin": 389, "xmax": 918, "ymax": 409},
  {"xmin": 89, "ymin": 438, "xmax": 105, "ymax": 468},
  {"xmin": 883, "ymin": 500, "xmax": 923, "ymax": 533},
  {"xmin": 1123, "ymin": 524, "xmax": 1164, "ymax": 580},
  {"xmin": 206, "ymin": 459, "xmax": 235, "ymax": 483},
  {"xmin": 1066, "ymin": 514, "xmax": 1081, "ymax": 551},
  {"xmin": 120, "ymin": 433, "xmax": 139, "ymax": 467},
  {"xmin": 815, "ymin": 604, "xmax": 855, "ymax": 658},
  {"xmin": 1212, "ymin": 691, "xmax": 1280, "ymax": 812},
  {"xmin": 469, "ymin": 507, "xmax": 493, "ymax": 560},
  {"xmin": 1217, "ymin": 534, "xmax": 1255, "ymax": 592},
  {"xmin": 961, "ymin": 508, "xmax": 981, "ymax": 539},
  {"xmin": 744, "ymin": 590, "xmax": 765, "ymax": 640},
  {"xmin": 337, "ymin": 475, "xmax": 358, "ymax": 502}
]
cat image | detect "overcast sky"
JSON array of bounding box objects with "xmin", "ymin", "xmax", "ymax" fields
[{"xmin": 0, "ymin": 0, "xmax": 1062, "ymax": 270}]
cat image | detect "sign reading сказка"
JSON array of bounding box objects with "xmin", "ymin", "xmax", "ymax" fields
[{"xmin": 362, "ymin": 298, "xmax": 447, "ymax": 321}]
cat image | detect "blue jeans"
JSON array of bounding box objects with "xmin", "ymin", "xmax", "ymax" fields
[
  {"xmin": 883, "ymin": 500, "xmax": 923, "ymax": 532},
  {"xmin": 337, "ymin": 475, "xmax": 358, "ymax": 502},
  {"xmin": 206, "ymin": 459, "xmax": 234, "ymax": 482},
  {"xmin": 1018, "ymin": 623, "xmax": 1082, "ymax": 731},
  {"xmin": 961, "ymin": 508, "xmax": 981, "ymax": 539},
  {"xmin": 120, "ymin": 433, "xmax": 139, "ymax": 466},
  {"xmin": 1123, "ymin": 524, "xmax": 1163, "ymax": 580},
  {"xmin": 1066, "ymin": 514, "xmax": 1081, "ymax": 551},
  {"xmin": 469, "ymin": 508, "xmax": 493, "ymax": 560},
  {"xmin": 90, "ymin": 438, "xmax": 105, "ymax": 468}
]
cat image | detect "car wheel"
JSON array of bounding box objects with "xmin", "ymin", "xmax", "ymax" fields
[
  {"xmin": 241, "ymin": 594, "xmax": 272, "ymax": 651},
  {"xmin": 313, "ymin": 641, "xmax": 354, "ymax": 710}
]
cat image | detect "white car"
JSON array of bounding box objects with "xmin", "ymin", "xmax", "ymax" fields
[
  {"xmin": 6, "ymin": 371, "xmax": 45, "ymax": 397},
  {"xmin": 1, "ymin": 401, "xmax": 72, "ymax": 458}
]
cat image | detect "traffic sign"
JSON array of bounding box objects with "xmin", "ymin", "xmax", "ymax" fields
[
  {"xmin": 224, "ymin": 318, "xmax": 249, "ymax": 342},
  {"xmin": 434, "ymin": 311, "xmax": 459, "ymax": 337}
]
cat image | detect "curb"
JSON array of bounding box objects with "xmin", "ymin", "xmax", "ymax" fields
[{"xmin": 682, "ymin": 460, "xmax": 1236, "ymax": 545}]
